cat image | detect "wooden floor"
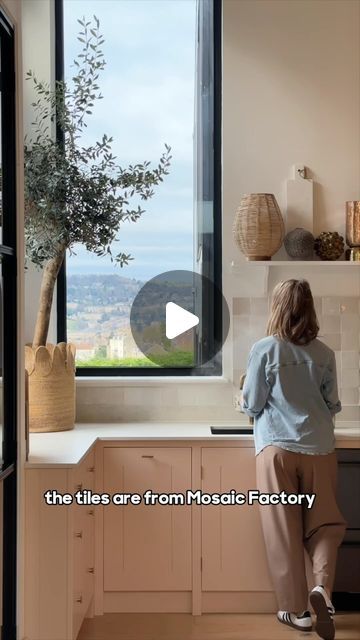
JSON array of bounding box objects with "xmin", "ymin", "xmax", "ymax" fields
[{"xmin": 78, "ymin": 612, "xmax": 360, "ymax": 640}]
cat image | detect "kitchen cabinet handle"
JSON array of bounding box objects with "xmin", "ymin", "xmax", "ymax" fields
[
  {"xmin": 75, "ymin": 594, "xmax": 83, "ymax": 604},
  {"xmin": 87, "ymin": 567, "xmax": 95, "ymax": 574},
  {"xmin": 75, "ymin": 483, "xmax": 83, "ymax": 491},
  {"xmin": 87, "ymin": 466, "xmax": 95, "ymax": 472},
  {"xmin": 75, "ymin": 530, "xmax": 83, "ymax": 539},
  {"xmin": 141, "ymin": 455, "xmax": 154, "ymax": 458},
  {"xmin": 87, "ymin": 509, "xmax": 94, "ymax": 516}
]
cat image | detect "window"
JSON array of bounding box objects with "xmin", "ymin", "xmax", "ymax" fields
[{"xmin": 57, "ymin": 0, "xmax": 221, "ymax": 375}]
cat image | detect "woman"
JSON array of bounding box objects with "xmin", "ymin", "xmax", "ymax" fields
[{"xmin": 241, "ymin": 279, "xmax": 347, "ymax": 640}]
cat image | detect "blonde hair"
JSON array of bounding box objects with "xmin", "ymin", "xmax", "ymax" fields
[{"xmin": 266, "ymin": 279, "xmax": 319, "ymax": 345}]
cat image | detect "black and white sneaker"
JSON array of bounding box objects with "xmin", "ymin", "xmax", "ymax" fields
[
  {"xmin": 277, "ymin": 610, "xmax": 313, "ymax": 631},
  {"xmin": 310, "ymin": 586, "xmax": 335, "ymax": 640}
]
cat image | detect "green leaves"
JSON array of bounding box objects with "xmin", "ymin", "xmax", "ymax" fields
[{"xmin": 24, "ymin": 15, "xmax": 171, "ymax": 271}]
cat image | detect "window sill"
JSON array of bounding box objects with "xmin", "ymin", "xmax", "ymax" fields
[{"xmin": 75, "ymin": 375, "xmax": 231, "ymax": 387}]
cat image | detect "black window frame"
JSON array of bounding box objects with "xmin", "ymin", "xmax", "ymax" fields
[
  {"xmin": 56, "ymin": 0, "xmax": 223, "ymax": 377},
  {"xmin": 0, "ymin": 8, "xmax": 18, "ymax": 639}
]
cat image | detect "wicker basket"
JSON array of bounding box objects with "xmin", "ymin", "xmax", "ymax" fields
[
  {"xmin": 233, "ymin": 193, "xmax": 285, "ymax": 260},
  {"xmin": 25, "ymin": 342, "xmax": 76, "ymax": 433}
]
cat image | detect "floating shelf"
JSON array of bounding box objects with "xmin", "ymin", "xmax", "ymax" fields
[{"xmin": 231, "ymin": 260, "xmax": 360, "ymax": 270}]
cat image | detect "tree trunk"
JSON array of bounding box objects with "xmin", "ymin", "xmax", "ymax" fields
[{"xmin": 32, "ymin": 249, "xmax": 66, "ymax": 348}]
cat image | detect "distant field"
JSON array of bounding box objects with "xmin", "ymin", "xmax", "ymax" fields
[{"xmin": 76, "ymin": 351, "xmax": 194, "ymax": 368}]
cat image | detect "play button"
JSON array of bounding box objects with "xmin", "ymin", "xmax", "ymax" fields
[
  {"xmin": 130, "ymin": 269, "xmax": 230, "ymax": 368},
  {"xmin": 165, "ymin": 302, "xmax": 199, "ymax": 339}
]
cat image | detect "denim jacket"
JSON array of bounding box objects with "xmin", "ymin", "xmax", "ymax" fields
[{"xmin": 241, "ymin": 335, "xmax": 342, "ymax": 456}]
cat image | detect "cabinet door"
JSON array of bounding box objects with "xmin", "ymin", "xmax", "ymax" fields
[
  {"xmin": 24, "ymin": 469, "xmax": 70, "ymax": 640},
  {"xmin": 103, "ymin": 447, "xmax": 192, "ymax": 591},
  {"xmin": 201, "ymin": 447, "xmax": 273, "ymax": 591},
  {"xmin": 336, "ymin": 449, "xmax": 360, "ymax": 529},
  {"xmin": 333, "ymin": 449, "xmax": 360, "ymax": 595}
]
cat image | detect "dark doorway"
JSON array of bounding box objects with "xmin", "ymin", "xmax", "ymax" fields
[{"xmin": 0, "ymin": 9, "xmax": 18, "ymax": 639}]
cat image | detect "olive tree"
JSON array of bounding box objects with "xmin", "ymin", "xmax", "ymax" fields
[{"xmin": 25, "ymin": 16, "xmax": 171, "ymax": 348}]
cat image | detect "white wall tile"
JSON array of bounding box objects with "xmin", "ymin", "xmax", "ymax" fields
[
  {"xmin": 340, "ymin": 298, "xmax": 359, "ymax": 314},
  {"xmin": 334, "ymin": 351, "xmax": 342, "ymax": 372},
  {"xmin": 250, "ymin": 297, "xmax": 269, "ymax": 315},
  {"xmin": 341, "ymin": 351, "xmax": 359, "ymax": 369},
  {"xmin": 316, "ymin": 314, "xmax": 324, "ymax": 330},
  {"xmin": 337, "ymin": 406, "xmax": 360, "ymax": 421},
  {"xmin": 340, "ymin": 388, "xmax": 359, "ymax": 405},
  {"xmin": 341, "ymin": 369, "xmax": 360, "ymax": 389},
  {"xmin": 233, "ymin": 298, "xmax": 250, "ymax": 315},
  {"xmin": 322, "ymin": 315, "xmax": 340, "ymax": 333},
  {"xmin": 322, "ymin": 297, "xmax": 341, "ymax": 315},
  {"xmin": 341, "ymin": 331, "xmax": 358, "ymax": 350},
  {"xmin": 341, "ymin": 314, "xmax": 360, "ymax": 333},
  {"xmin": 233, "ymin": 347, "xmax": 250, "ymax": 373},
  {"xmin": 233, "ymin": 315, "xmax": 250, "ymax": 335},
  {"xmin": 313, "ymin": 297, "xmax": 322, "ymax": 317},
  {"xmin": 319, "ymin": 334, "xmax": 341, "ymax": 350},
  {"xmin": 123, "ymin": 388, "xmax": 163, "ymax": 406}
]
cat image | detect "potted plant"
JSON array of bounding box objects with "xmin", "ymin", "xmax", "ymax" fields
[{"xmin": 24, "ymin": 17, "xmax": 171, "ymax": 432}]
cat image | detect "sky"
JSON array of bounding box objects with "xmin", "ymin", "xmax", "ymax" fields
[{"xmin": 64, "ymin": 0, "xmax": 197, "ymax": 281}]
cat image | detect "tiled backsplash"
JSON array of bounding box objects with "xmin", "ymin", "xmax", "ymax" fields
[
  {"xmin": 233, "ymin": 295, "xmax": 360, "ymax": 417},
  {"xmin": 75, "ymin": 295, "xmax": 360, "ymax": 423},
  {"xmin": 76, "ymin": 382, "xmax": 237, "ymax": 422}
]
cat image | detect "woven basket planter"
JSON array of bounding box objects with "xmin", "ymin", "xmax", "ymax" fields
[
  {"xmin": 233, "ymin": 193, "xmax": 285, "ymax": 260},
  {"xmin": 25, "ymin": 342, "xmax": 76, "ymax": 433}
]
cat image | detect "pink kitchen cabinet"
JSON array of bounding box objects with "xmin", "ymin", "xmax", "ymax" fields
[
  {"xmin": 24, "ymin": 448, "xmax": 96, "ymax": 640},
  {"xmin": 201, "ymin": 447, "xmax": 273, "ymax": 592},
  {"xmin": 24, "ymin": 435, "xmax": 358, "ymax": 627},
  {"xmin": 103, "ymin": 447, "xmax": 192, "ymax": 592}
]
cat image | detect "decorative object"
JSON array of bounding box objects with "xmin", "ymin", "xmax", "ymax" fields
[
  {"xmin": 286, "ymin": 164, "xmax": 313, "ymax": 233},
  {"xmin": 345, "ymin": 247, "xmax": 360, "ymax": 261},
  {"xmin": 284, "ymin": 227, "xmax": 314, "ymax": 259},
  {"xmin": 233, "ymin": 193, "xmax": 285, "ymax": 261},
  {"xmin": 346, "ymin": 201, "xmax": 360, "ymax": 247},
  {"xmin": 24, "ymin": 17, "xmax": 171, "ymax": 432},
  {"xmin": 25, "ymin": 344, "xmax": 76, "ymax": 432},
  {"xmin": 314, "ymin": 231, "xmax": 345, "ymax": 261}
]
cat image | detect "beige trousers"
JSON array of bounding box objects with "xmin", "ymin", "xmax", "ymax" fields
[{"xmin": 256, "ymin": 445, "xmax": 347, "ymax": 613}]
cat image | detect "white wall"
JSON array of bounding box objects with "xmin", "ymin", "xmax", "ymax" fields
[
  {"xmin": 22, "ymin": 0, "xmax": 55, "ymax": 136},
  {"xmin": 22, "ymin": 0, "xmax": 57, "ymax": 345},
  {"xmin": 223, "ymin": 0, "xmax": 360, "ymax": 269}
]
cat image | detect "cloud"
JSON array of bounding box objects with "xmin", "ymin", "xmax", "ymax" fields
[
  {"xmin": 64, "ymin": 0, "xmax": 196, "ymax": 161},
  {"xmin": 63, "ymin": 0, "xmax": 198, "ymax": 280}
]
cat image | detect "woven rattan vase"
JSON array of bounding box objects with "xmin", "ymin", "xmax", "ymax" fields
[
  {"xmin": 25, "ymin": 342, "xmax": 76, "ymax": 433},
  {"xmin": 233, "ymin": 193, "xmax": 285, "ymax": 260}
]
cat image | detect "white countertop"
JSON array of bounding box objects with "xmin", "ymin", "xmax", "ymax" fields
[{"xmin": 25, "ymin": 420, "xmax": 360, "ymax": 468}]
